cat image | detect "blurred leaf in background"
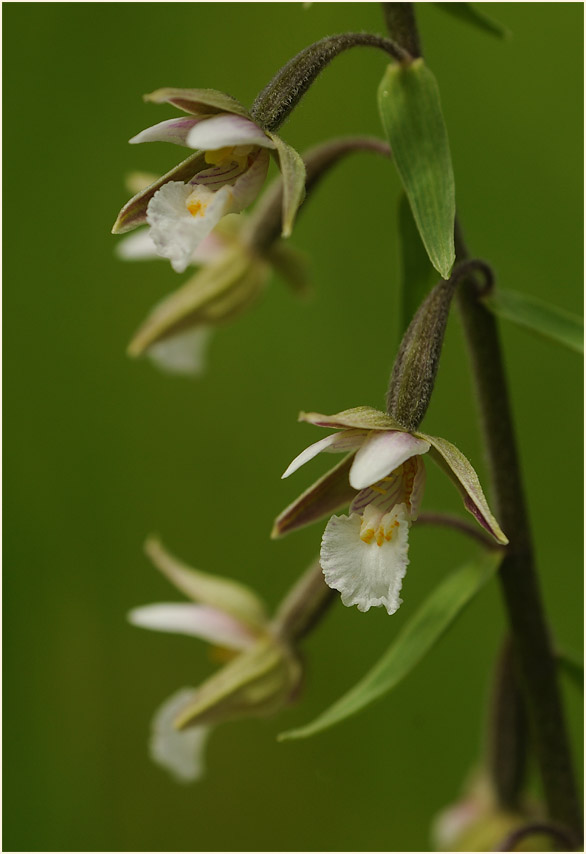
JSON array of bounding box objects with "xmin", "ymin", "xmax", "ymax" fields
[{"xmin": 3, "ymin": 3, "xmax": 582, "ymax": 851}]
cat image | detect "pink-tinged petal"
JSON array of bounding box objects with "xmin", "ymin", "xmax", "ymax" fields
[
  {"xmin": 349, "ymin": 431, "xmax": 430, "ymax": 490},
  {"xmin": 186, "ymin": 114, "xmax": 275, "ymax": 150},
  {"xmin": 299, "ymin": 406, "xmax": 406, "ymax": 432},
  {"xmin": 130, "ymin": 116, "xmax": 205, "ymax": 146},
  {"xmin": 150, "ymin": 688, "xmax": 211, "ymax": 783},
  {"xmin": 320, "ymin": 504, "xmax": 411, "ymax": 614},
  {"xmin": 144, "ymin": 87, "xmax": 250, "ymax": 118},
  {"xmin": 111, "ymin": 150, "xmax": 207, "ymax": 234},
  {"xmin": 421, "ymin": 433, "xmax": 509, "ymax": 545},
  {"xmin": 128, "ymin": 603, "xmax": 257, "ymax": 649},
  {"xmin": 272, "ymin": 454, "xmax": 357, "ymax": 539},
  {"xmin": 231, "ymin": 148, "xmax": 271, "ymax": 210},
  {"xmin": 143, "ymin": 538, "xmax": 268, "ymax": 629},
  {"xmin": 282, "ymin": 429, "xmax": 368, "ymax": 479}
]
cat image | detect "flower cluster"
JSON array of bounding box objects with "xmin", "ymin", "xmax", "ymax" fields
[
  {"xmin": 129, "ymin": 538, "xmax": 301, "ymax": 782},
  {"xmin": 274, "ymin": 406, "xmax": 507, "ymax": 614},
  {"xmin": 112, "ymin": 87, "xmax": 305, "ymax": 271}
]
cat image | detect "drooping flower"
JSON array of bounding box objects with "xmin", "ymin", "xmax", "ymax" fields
[
  {"xmin": 128, "ymin": 537, "xmax": 301, "ymax": 782},
  {"xmin": 112, "ymin": 88, "xmax": 306, "ymax": 272},
  {"xmin": 273, "ymin": 406, "xmax": 507, "ymax": 615}
]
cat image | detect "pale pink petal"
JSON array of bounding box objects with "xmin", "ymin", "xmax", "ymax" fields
[
  {"xmin": 281, "ymin": 429, "xmax": 367, "ymax": 479},
  {"xmin": 186, "ymin": 114, "xmax": 275, "ymax": 150},
  {"xmin": 349, "ymin": 431, "xmax": 430, "ymax": 490},
  {"xmin": 150, "ymin": 688, "xmax": 211, "ymax": 783},
  {"xmin": 130, "ymin": 117, "xmax": 205, "ymax": 146},
  {"xmin": 409, "ymin": 456, "xmax": 426, "ymax": 520},
  {"xmin": 127, "ymin": 603, "xmax": 256, "ymax": 649}
]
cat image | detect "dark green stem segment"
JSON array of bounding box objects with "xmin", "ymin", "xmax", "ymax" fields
[
  {"xmin": 486, "ymin": 637, "xmax": 527, "ymax": 809},
  {"xmin": 381, "ymin": 3, "xmax": 422, "ymax": 58},
  {"xmin": 494, "ymin": 821, "xmax": 581, "ymax": 853},
  {"xmin": 250, "ymin": 33, "xmax": 410, "ymax": 132},
  {"xmin": 244, "ymin": 136, "xmax": 390, "ymax": 251},
  {"xmin": 456, "ymin": 225, "xmax": 581, "ymax": 835},
  {"xmin": 383, "ymin": 4, "xmax": 581, "ymax": 835},
  {"xmin": 271, "ymin": 561, "xmax": 336, "ymax": 643}
]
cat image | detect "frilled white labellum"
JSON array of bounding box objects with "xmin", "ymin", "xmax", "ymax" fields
[
  {"xmin": 321, "ymin": 503, "xmax": 411, "ymax": 614},
  {"xmin": 150, "ymin": 688, "xmax": 210, "ymax": 783}
]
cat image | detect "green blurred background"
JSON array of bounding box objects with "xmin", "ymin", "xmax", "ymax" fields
[{"xmin": 4, "ymin": 3, "xmax": 582, "ymax": 851}]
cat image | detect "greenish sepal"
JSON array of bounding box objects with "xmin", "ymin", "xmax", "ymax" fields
[
  {"xmin": 483, "ymin": 288, "xmax": 583, "ymax": 354},
  {"xmin": 112, "ymin": 150, "xmax": 207, "ymax": 234},
  {"xmin": 279, "ymin": 550, "xmax": 503, "ymax": 740},
  {"xmin": 299, "ymin": 406, "xmax": 407, "ymax": 432},
  {"xmin": 271, "ymin": 454, "xmax": 357, "ymax": 539},
  {"xmin": 144, "ymin": 537, "xmax": 268, "ymax": 629},
  {"xmin": 174, "ymin": 636, "xmax": 301, "ymax": 729},
  {"xmin": 268, "ymin": 134, "xmax": 306, "ymax": 238},
  {"xmin": 378, "ymin": 58, "xmax": 455, "ymax": 279},
  {"xmin": 127, "ymin": 247, "xmax": 268, "ymax": 355},
  {"xmin": 420, "ymin": 433, "xmax": 509, "ymax": 545},
  {"xmin": 144, "ymin": 87, "xmax": 250, "ymax": 118}
]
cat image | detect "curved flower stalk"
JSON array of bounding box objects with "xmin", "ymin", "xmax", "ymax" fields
[
  {"xmin": 128, "ymin": 538, "xmax": 302, "ymax": 783},
  {"xmin": 273, "ymin": 406, "xmax": 507, "ymax": 615},
  {"xmin": 112, "ymin": 88, "xmax": 306, "ymax": 272}
]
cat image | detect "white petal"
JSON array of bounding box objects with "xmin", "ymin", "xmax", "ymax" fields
[
  {"xmin": 150, "ymin": 688, "xmax": 211, "ymax": 783},
  {"xmin": 409, "ymin": 456, "xmax": 426, "ymax": 520},
  {"xmin": 186, "ymin": 114, "xmax": 275, "ymax": 150},
  {"xmin": 349, "ymin": 431, "xmax": 430, "ymax": 490},
  {"xmin": 146, "ymin": 182, "xmax": 234, "ymax": 273},
  {"xmin": 115, "ymin": 229, "xmax": 159, "ymax": 261},
  {"xmin": 320, "ymin": 505, "xmax": 411, "ymax": 614},
  {"xmin": 130, "ymin": 116, "xmax": 204, "ymax": 146},
  {"xmin": 147, "ymin": 327, "xmax": 213, "ymax": 377},
  {"xmin": 282, "ymin": 429, "xmax": 367, "ymax": 479},
  {"xmin": 127, "ymin": 603, "xmax": 256, "ymax": 649}
]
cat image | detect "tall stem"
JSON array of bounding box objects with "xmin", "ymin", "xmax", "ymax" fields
[{"xmin": 382, "ymin": 2, "xmax": 581, "ymax": 835}]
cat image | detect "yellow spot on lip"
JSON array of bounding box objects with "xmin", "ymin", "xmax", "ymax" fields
[{"xmin": 187, "ymin": 199, "xmax": 205, "ymax": 217}]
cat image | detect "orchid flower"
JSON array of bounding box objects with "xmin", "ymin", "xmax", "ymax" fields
[
  {"xmin": 128, "ymin": 538, "xmax": 301, "ymax": 782},
  {"xmin": 273, "ymin": 406, "xmax": 507, "ymax": 615},
  {"xmin": 112, "ymin": 88, "xmax": 305, "ymax": 273}
]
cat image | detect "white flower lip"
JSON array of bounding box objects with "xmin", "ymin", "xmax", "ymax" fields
[
  {"xmin": 321, "ymin": 505, "xmax": 411, "ymax": 614},
  {"xmin": 150, "ymin": 688, "xmax": 210, "ymax": 784}
]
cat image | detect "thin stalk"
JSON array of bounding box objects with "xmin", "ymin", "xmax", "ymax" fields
[{"xmin": 382, "ymin": 2, "xmax": 581, "ymax": 835}]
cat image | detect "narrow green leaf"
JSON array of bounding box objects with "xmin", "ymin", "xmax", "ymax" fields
[
  {"xmin": 433, "ymin": 3, "xmax": 511, "ymax": 40},
  {"xmin": 397, "ymin": 191, "xmax": 437, "ymax": 335},
  {"xmin": 483, "ymin": 288, "xmax": 583, "ymax": 354},
  {"xmin": 378, "ymin": 58, "xmax": 455, "ymax": 279},
  {"xmin": 557, "ymin": 648, "xmax": 583, "ymax": 692},
  {"xmin": 279, "ymin": 551, "xmax": 502, "ymax": 740}
]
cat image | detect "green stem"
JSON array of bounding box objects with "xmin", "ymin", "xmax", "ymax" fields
[
  {"xmin": 455, "ymin": 230, "xmax": 581, "ymax": 833},
  {"xmin": 382, "ymin": 3, "xmax": 581, "ymax": 835}
]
